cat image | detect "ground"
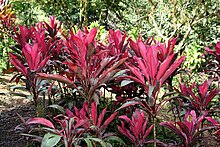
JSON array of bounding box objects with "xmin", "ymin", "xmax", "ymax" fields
[{"xmin": 0, "ymin": 74, "xmax": 35, "ymax": 147}]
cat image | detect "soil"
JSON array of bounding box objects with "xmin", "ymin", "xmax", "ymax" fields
[{"xmin": 0, "ymin": 74, "xmax": 36, "ymax": 147}]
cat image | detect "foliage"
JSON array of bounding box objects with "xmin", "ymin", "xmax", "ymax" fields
[
  {"xmin": 4, "ymin": 11, "xmax": 220, "ymax": 146},
  {"xmin": 25, "ymin": 101, "xmax": 124, "ymax": 147},
  {"xmin": 0, "ymin": 1, "xmax": 16, "ymax": 73},
  {"xmin": 160, "ymin": 110, "xmax": 217, "ymax": 146},
  {"xmin": 9, "ymin": 16, "xmax": 62, "ymax": 106},
  {"xmin": 118, "ymin": 109, "xmax": 154, "ymax": 147},
  {"xmin": 180, "ymin": 80, "xmax": 220, "ymax": 112},
  {"xmin": 204, "ymin": 39, "xmax": 220, "ymax": 86},
  {"xmin": 38, "ymin": 28, "xmax": 128, "ymax": 104}
]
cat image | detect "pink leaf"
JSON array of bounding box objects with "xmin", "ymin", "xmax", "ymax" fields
[
  {"xmin": 143, "ymin": 124, "xmax": 154, "ymax": 139},
  {"xmin": 117, "ymin": 122, "xmax": 136, "ymax": 143},
  {"xmin": 85, "ymin": 28, "xmax": 97, "ymax": 46},
  {"xmin": 26, "ymin": 118, "xmax": 55, "ymax": 129},
  {"xmin": 119, "ymin": 115, "xmax": 132, "ymax": 125},
  {"xmin": 160, "ymin": 56, "xmax": 185, "ymax": 85},
  {"xmin": 102, "ymin": 112, "xmax": 118, "ymax": 129},
  {"xmin": 129, "ymin": 38, "xmax": 140, "ymax": 56},
  {"xmin": 205, "ymin": 89, "xmax": 220, "ymax": 107},
  {"xmin": 134, "ymin": 56, "xmax": 149, "ymax": 80},
  {"xmin": 160, "ymin": 122, "xmax": 187, "ymax": 141},
  {"xmin": 97, "ymin": 108, "xmax": 107, "ymax": 128},
  {"xmin": 91, "ymin": 102, "xmax": 97, "ymax": 126},
  {"xmin": 138, "ymin": 41, "xmax": 147, "ymax": 61},
  {"xmin": 66, "ymin": 108, "xmax": 74, "ymax": 117},
  {"xmin": 9, "ymin": 53, "xmax": 27, "ymax": 75},
  {"xmin": 37, "ymin": 56, "xmax": 50, "ymax": 72},
  {"xmin": 205, "ymin": 117, "xmax": 218, "ymax": 125},
  {"xmin": 198, "ymin": 81, "xmax": 208, "ymax": 99},
  {"xmin": 156, "ymin": 54, "xmax": 175, "ymax": 81},
  {"xmin": 146, "ymin": 46, "xmax": 159, "ymax": 85},
  {"xmin": 37, "ymin": 73, "xmax": 74, "ymax": 86}
]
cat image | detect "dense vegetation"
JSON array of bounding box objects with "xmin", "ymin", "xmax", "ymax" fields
[{"xmin": 0, "ymin": 0, "xmax": 220, "ymax": 146}]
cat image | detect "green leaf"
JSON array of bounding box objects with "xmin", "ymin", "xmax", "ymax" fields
[
  {"xmin": 41, "ymin": 127, "xmax": 57, "ymax": 134},
  {"xmin": 84, "ymin": 138, "xmax": 93, "ymax": 147},
  {"xmin": 10, "ymin": 85, "xmax": 27, "ymax": 91},
  {"xmin": 41, "ymin": 133, "xmax": 61, "ymax": 147},
  {"xmin": 115, "ymin": 100, "xmax": 139, "ymax": 112},
  {"xmin": 103, "ymin": 136, "xmax": 125, "ymax": 145},
  {"xmin": 48, "ymin": 104, "xmax": 65, "ymax": 113},
  {"xmin": 113, "ymin": 69, "xmax": 128, "ymax": 78},
  {"xmin": 87, "ymin": 138, "xmax": 107, "ymax": 147},
  {"xmin": 121, "ymin": 80, "xmax": 133, "ymax": 87}
]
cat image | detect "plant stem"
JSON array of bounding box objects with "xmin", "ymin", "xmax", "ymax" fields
[{"xmin": 153, "ymin": 116, "xmax": 156, "ymax": 147}]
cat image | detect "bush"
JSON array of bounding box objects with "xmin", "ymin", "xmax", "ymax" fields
[{"xmin": 5, "ymin": 16, "xmax": 220, "ymax": 146}]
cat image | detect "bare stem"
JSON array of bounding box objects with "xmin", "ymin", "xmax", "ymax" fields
[{"xmin": 153, "ymin": 116, "xmax": 157, "ymax": 147}]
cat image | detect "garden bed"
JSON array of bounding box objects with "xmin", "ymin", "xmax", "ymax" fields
[{"xmin": 0, "ymin": 74, "xmax": 35, "ymax": 147}]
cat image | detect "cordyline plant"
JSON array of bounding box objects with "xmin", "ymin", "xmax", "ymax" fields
[
  {"xmin": 160, "ymin": 110, "xmax": 218, "ymax": 146},
  {"xmin": 0, "ymin": 2, "xmax": 16, "ymax": 31},
  {"xmin": 117, "ymin": 36, "xmax": 185, "ymax": 146},
  {"xmin": 205, "ymin": 39, "xmax": 220, "ymax": 64},
  {"xmin": 204, "ymin": 40, "xmax": 220, "ymax": 88},
  {"xmin": 66, "ymin": 101, "xmax": 123, "ymax": 143},
  {"xmin": 24, "ymin": 101, "xmax": 124, "ymax": 147},
  {"xmin": 180, "ymin": 80, "xmax": 220, "ymax": 112},
  {"xmin": 38, "ymin": 28, "xmax": 128, "ymax": 104},
  {"xmin": 9, "ymin": 16, "xmax": 62, "ymax": 106},
  {"xmin": 117, "ymin": 109, "xmax": 154, "ymax": 147}
]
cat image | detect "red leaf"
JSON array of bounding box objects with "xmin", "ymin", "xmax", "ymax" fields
[
  {"xmin": 37, "ymin": 73, "xmax": 74, "ymax": 85},
  {"xmin": 177, "ymin": 122, "xmax": 190, "ymax": 137},
  {"xmin": 160, "ymin": 122, "xmax": 187, "ymax": 141},
  {"xmin": 143, "ymin": 124, "xmax": 154, "ymax": 139},
  {"xmin": 22, "ymin": 44, "xmax": 36, "ymax": 70},
  {"xmin": 129, "ymin": 38, "xmax": 140, "ymax": 56},
  {"xmin": 91, "ymin": 102, "xmax": 97, "ymax": 126},
  {"xmin": 102, "ymin": 112, "xmax": 118, "ymax": 129},
  {"xmin": 9, "ymin": 53, "xmax": 27, "ymax": 75},
  {"xmin": 117, "ymin": 122, "xmax": 136, "ymax": 143},
  {"xmin": 142, "ymin": 114, "xmax": 149, "ymax": 135},
  {"xmin": 75, "ymin": 119, "xmax": 89, "ymax": 128},
  {"xmin": 26, "ymin": 117, "xmax": 55, "ymax": 129},
  {"xmin": 97, "ymin": 108, "xmax": 107, "ymax": 128},
  {"xmin": 66, "ymin": 108, "xmax": 74, "ymax": 117},
  {"xmin": 184, "ymin": 110, "xmax": 196, "ymax": 134},
  {"xmin": 47, "ymin": 81, "xmax": 55, "ymax": 94},
  {"xmin": 125, "ymin": 63, "xmax": 145, "ymax": 85},
  {"xmin": 156, "ymin": 54, "xmax": 175, "ymax": 81},
  {"xmin": 198, "ymin": 81, "xmax": 208, "ymax": 99},
  {"xmin": 205, "ymin": 117, "xmax": 218, "ymax": 125},
  {"xmin": 160, "ymin": 56, "xmax": 185, "ymax": 85},
  {"xmin": 119, "ymin": 115, "xmax": 132, "ymax": 125},
  {"xmin": 166, "ymin": 37, "xmax": 177, "ymax": 57},
  {"xmin": 134, "ymin": 56, "xmax": 149, "ymax": 80},
  {"xmin": 85, "ymin": 28, "xmax": 97, "ymax": 46},
  {"xmin": 205, "ymin": 89, "xmax": 220, "ymax": 107},
  {"xmin": 37, "ymin": 56, "xmax": 50, "ymax": 72},
  {"xmin": 146, "ymin": 46, "xmax": 159, "ymax": 85},
  {"xmin": 94, "ymin": 57, "xmax": 114, "ymax": 78},
  {"xmin": 138, "ymin": 40, "xmax": 147, "ymax": 61}
]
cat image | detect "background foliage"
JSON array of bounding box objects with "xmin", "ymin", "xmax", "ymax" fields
[{"xmin": 1, "ymin": 0, "xmax": 220, "ymax": 76}]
